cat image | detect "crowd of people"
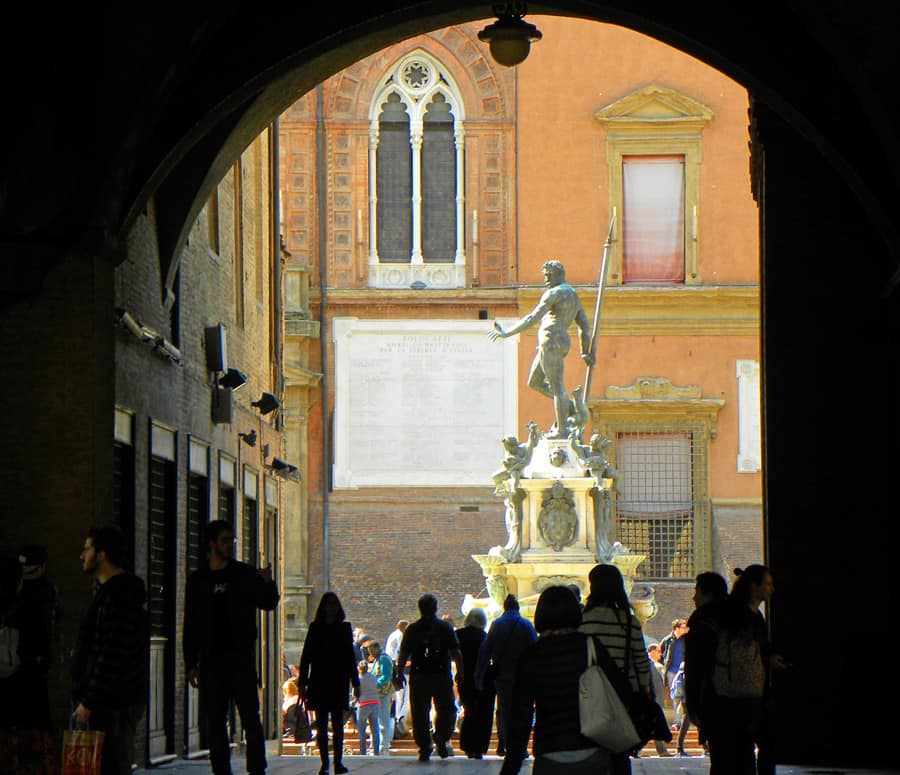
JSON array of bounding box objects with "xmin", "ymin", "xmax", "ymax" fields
[
  {"xmin": 291, "ymin": 560, "xmax": 784, "ymax": 775},
  {"xmin": 0, "ymin": 521, "xmax": 782, "ymax": 775}
]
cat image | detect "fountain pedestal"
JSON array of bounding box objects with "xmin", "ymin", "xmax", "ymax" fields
[{"xmin": 465, "ymin": 433, "xmax": 658, "ymax": 626}]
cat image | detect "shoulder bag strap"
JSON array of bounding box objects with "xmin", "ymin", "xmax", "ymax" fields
[{"xmin": 590, "ymin": 619, "xmax": 636, "ymax": 709}]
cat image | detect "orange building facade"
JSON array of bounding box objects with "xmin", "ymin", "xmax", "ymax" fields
[{"xmin": 279, "ymin": 16, "xmax": 761, "ymax": 643}]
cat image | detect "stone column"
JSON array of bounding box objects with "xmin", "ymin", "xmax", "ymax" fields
[
  {"xmin": 409, "ymin": 124, "xmax": 423, "ymax": 264},
  {"xmin": 282, "ymin": 264, "xmax": 321, "ymax": 656}
]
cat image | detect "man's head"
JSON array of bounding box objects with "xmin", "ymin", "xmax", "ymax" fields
[
  {"xmin": 693, "ymin": 571, "xmax": 728, "ymax": 608},
  {"xmin": 671, "ymin": 618, "xmax": 689, "ymax": 638},
  {"xmin": 396, "ymin": 619, "xmax": 409, "ymax": 633},
  {"xmin": 18, "ymin": 544, "xmax": 48, "ymax": 580},
  {"xmin": 204, "ymin": 519, "xmax": 235, "ymax": 564},
  {"xmin": 503, "ymin": 593, "xmax": 519, "ymax": 612},
  {"xmin": 648, "ymin": 643, "xmax": 662, "ymax": 663},
  {"xmin": 541, "ymin": 260, "xmax": 566, "ymax": 286},
  {"xmin": 417, "ymin": 593, "xmax": 438, "ymax": 617},
  {"xmin": 81, "ymin": 525, "xmax": 128, "ymax": 576}
]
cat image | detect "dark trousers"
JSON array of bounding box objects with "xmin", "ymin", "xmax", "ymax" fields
[
  {"xmin": 494, "ymin": 678, "xmax": 513, "ymax": 753},
  {"xmin": 312, "ymin": 706, "xmax": 346, "ymax": 766},
  {"xmin": 755, "ymin": 699, "xmax": 776, "ymax": 775},
  {"xmin": 91, "ymin": 704, "xmax": 144, "ymax": 775},
  {"xmin": 706, "ymin": 696, "xmax": 762, "ymax": 775},
  {"xmin": 202, "ymin": 664, "xmax": 266, "ymax": 775},
  {"xmin": 458, "ymin": 684, "xmax": 495, "ymax": 756},
  {"xmin": 409, "ymin": 672, "xmax": 456, "ymax": 755}
]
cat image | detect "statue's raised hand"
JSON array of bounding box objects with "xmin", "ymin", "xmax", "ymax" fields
[{"xmin": 488, "ymin": 321, "xmax": 506, "ymax": 341}]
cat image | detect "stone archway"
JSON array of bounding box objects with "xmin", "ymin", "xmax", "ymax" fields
[{"xmin": 2, "ymin": 3, "xmax": 899, "ymax": 768}]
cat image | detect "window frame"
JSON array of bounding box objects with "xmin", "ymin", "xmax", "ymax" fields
[
  {"xmin": 595, "ymin": 85, "xmax": 712, "ymax": 287},
  {"xmin": 589, "ymin": 376, "xmax": 723, "ymax": 578}
]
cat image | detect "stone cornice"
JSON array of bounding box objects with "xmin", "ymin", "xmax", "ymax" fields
[
  {"xmin": 308, "ymin": 285, "xmax": 758, "ymax": 334},
  {"xmin": 283, "ymin": 360, "xmax": 323, "ymax": 387},
  {"xmin": 310, "ymin": 287, "xmax": 518, "ymax": 312},
  {"xmin": 518, "ymin": 284, "xmax": 759, "ymax": 336}
]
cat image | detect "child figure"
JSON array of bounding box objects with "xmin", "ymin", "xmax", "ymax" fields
[
  {"xmin": 281, "ymin": 677, "xmax": 300, "ymax": 739},
  {"xmin": 491, "ymin": 421, "xmax": 539, "ymax": 496},
  {"xmin": 355, "ymin": 660, "xmax": 381, "ymax": 755}
]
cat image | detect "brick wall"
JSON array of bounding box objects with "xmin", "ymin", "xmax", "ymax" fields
[
  {"xmin": 305, "ymin": 488, "xmax": 505, "ymax": 645},
  {"xmin": 110, "ymin": 132, "xmax": 285, "ymax": 763}
]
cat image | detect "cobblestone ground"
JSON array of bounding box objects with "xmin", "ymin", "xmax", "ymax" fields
[{"xmin": 132, "ymin": 743, "xmax": 894, "ymax": 775}]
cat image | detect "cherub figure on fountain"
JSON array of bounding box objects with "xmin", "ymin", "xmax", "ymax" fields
[{"xmin": 491, "ymin": 421, "xmax": 540, "ymax": 497}]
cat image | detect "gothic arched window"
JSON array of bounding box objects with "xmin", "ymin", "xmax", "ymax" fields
[{"xmin": 368, "ymin": 52, "xmax": 466, "ymax": 288}]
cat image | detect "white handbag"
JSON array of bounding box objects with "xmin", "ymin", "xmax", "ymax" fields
[{"xmin": 578, "ymin": 637, "xmax": 641, "ymax": 753}]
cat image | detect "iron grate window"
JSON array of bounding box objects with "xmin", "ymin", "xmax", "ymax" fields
[
  {"xmin": 242, "ymin": 496, "xmax": 258, "ymax": 565},
  {"xmin": 187, "ymin": 473, "xmax": 208, "ymax": 575},
  {"xmin": 614, "ymin": 427, "xmax": 707, "ymax": 579},
  {"xmin": 149, "ymin": 457, "xmax": 176, "ymax": 637}
]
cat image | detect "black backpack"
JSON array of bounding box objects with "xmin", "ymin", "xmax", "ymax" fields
[{"xmin": 412, "ymin": 619, "xmax": 447, "ymax": 673}]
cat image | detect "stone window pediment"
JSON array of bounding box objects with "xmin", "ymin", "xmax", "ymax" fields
[{"xmin": 594, "ymin": 84, "xmax": 713, "ymax": 132}]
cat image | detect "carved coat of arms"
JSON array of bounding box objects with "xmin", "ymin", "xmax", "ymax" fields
[{"xmin": 537, "ymin": 481, "xmax": 578, "ymax": 551}]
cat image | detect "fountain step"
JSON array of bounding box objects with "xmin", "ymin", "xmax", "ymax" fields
[{"xmin": 282, "ymin": 721, "xmax": 704, "ymax": 758}]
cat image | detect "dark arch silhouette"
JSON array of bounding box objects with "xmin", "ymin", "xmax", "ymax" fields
[{"xmin": 2, "ymin": 4, "xmax": 899, "ymax": 769}]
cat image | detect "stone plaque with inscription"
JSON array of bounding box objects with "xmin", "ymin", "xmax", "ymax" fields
[{"xmin": 333, "ymin": 318, "xmax": 518, "ymax": 487}]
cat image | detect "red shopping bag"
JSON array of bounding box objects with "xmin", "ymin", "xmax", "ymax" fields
[{"xmin": 61, "ymin": 729, "xmax": 104, "ymax": 775}]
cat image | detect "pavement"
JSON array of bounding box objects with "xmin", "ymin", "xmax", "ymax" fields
[{"xmin": 132, "ymin": 742, "xmax": 898, "ymax": 775}]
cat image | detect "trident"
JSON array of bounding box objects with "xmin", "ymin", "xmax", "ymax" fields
[{"xmin": 583, "ymin": 209, "xmax": 617, "ymax": 401}]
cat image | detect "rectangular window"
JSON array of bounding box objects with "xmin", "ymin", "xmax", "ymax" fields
[
  {"xmin": 207, "ymin": 189, "xmax": 220, "ymax": 256},
  {"xmin": 622, "ymin": 155, "xmax": 685, "ymax": 284},
  {"xmin": 233, "ymin": 160, "xmax": 245, "ymax": 327},
  {"xmin": 614, "ymin": 429, "xmax": 698, "ymax": 579}
]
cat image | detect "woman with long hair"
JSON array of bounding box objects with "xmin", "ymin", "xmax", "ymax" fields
[
  {"xmin": 578, "ymin": 563, "xmax": 653, "ymax": 775},
  {"xmin": 500, "ymin": 585, "xmax": 610, "ymax": 775},
  {"xmin": 704, "ymin": 564, "xmax": 785, "ymax": 775},
  {"xmin": 455, "ymin": 608, "xmax": 495, "ymax": 759},
  {"xmin": 298, "ymin": 592, "xmax": 359, "ymax": 775}
]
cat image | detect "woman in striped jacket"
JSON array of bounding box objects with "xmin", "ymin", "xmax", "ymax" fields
[
  {"xmin": 500, "ymin": 585, "xmax": 609, "ymax": 775},
  {"xmin": 578, "ymin": 563, "xmax": 653, "ymax": 775}
]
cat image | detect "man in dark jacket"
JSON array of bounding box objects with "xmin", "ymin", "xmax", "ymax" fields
[
  {"xmin": 474, "ymin": 594, "xmax": 536, "ymax": 756},
  {"xmin": 72, "ymin": 525, "xmax": 148, "ymax": 775},
  {"xmin": 397, "ymin": 593, "xmax": 464, "ymax": 762},
  {"xmin": 183, "ymin": 519, "xmax": 279, "ymax": 775}
]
